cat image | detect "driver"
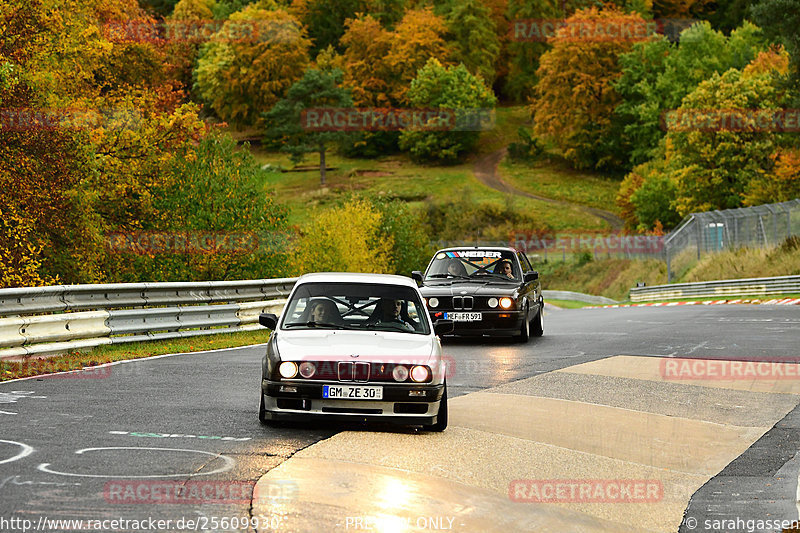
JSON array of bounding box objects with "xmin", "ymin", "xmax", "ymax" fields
[{"xmin": 377, "ymin": 298, "xmax": 414, "ymax": 331}]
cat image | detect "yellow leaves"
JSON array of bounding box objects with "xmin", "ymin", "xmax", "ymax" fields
[
  {"xmin": 290, "ymin": 198, "xmax": 394, "ymax": 275},
  {"xmin": 742, "ymin": 46, "xmax": 790, "ymax": 78}
]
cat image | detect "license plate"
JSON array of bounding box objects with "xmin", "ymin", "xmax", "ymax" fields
[
  {"xmin": 323, "ymin": 385, "xmax": 383, "ymax": 400},
  {"xmin": 444, "ymin": 312, "xmax": 482, "ymax": 322}
]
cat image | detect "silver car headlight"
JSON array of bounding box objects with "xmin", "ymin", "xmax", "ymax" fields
[{"xmin": 279, "ymin": 361, "xmax": 298, "ymax": 379}]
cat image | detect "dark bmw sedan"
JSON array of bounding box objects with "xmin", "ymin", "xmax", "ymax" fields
[{"xmin": 412, "ymin": 247, "xmax": 544, "ymax": 342}]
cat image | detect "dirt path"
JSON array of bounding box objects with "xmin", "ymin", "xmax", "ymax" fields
[{"xmin": 473, "ymin": 148, "xmax": 624, "ymax": 230}]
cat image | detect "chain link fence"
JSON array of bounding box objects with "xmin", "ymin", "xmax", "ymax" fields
[{"xmin": 664, "ymin": 199, "xmax": 800, "ymax": 282}]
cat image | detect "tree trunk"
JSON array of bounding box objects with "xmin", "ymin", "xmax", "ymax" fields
[{"xmin": 319, "ymin": 143, "xmax": 326, "ymax": 186}]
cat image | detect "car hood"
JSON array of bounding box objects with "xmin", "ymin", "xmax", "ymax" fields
[
  {"xmin": 275, "ymin": 330, "xmax": 436, "ymax": 363},
  {"xmin": 420, "ymin": 281, "xmax": 519, "ymax": 297}
]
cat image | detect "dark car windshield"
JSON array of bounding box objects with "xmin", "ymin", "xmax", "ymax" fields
[
  {"xmin": 281, "ymin": 282, "xmax": 430, "ymax": 334},
  {"xmin": 425, "ymin": 250, "xmax": 519, "ymax": 281}
]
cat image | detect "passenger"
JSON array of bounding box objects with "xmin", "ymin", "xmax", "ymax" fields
[{"xmin": 307, "ymin": 299, "xmax": 342, "ymax": 324}]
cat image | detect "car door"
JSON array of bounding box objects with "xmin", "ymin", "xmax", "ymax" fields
[{"xmin": 517, "ymin": 251, "xmax": 540, "ymax": 316}]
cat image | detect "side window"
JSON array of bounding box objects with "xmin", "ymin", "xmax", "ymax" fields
[{"xmin": 517, "ymin": 252, "xmax": 531, "ymax": 273}]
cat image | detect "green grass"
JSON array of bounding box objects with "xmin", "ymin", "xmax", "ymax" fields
[
  {"xmin": 541, "ymin": 242, "xmax": 800, "ymax": 301},
  {"xmin": 500, "ymin": 158, "xmax": 622, "ymax": 213},
  {"xmin": 625, "ymin": 293, "xmax": 800, "ymax": 304},
  {"xmin": 546, "ymin": 299, "xmax": 596, "ymax": 309},
  {"xmin": 250, "ymin": 147, "xmax": 611, "ymax": 231},
  {"xmin": 0, "ymin": 329, "xmax": 271, "ymax": 381}
]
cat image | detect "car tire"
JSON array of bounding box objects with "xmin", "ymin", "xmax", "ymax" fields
[
  {"xmin": 425, "ymin": 384, "xmax": 448, "ymax": 432},
  {"xmin": 258, "ymin": 392, "xmax": 269, "ymax": 425},
  {"xmin": 515, "ymin": 304, "xmax": 530, "ymax": 343},
  {"xmin": 531, "ymin": 301, "xmax": 544, "ymax": 337}
]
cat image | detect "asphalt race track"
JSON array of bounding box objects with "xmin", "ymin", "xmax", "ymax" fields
[{"xmin": 1, "ymin": 304, "xmax": 799, "ymax": 533}]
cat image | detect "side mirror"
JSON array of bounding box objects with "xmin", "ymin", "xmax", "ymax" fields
[
  {"xmin": 524, "ymin": 271, "xmax": 539, "ymax": 283},
  {"xmin": 258, "ymin": 313, "xmax": 278, "ymax": 330},
  {"xmin": 411, "ymin": 271, "xmax": 423, "ymax": 284},
  {"xmin": 433, "ymin": 319, "xmax": 454, "ymax": 335}
]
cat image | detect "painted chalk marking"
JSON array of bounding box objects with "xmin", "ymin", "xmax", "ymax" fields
[
  {"xmin": 108, "ymin": 430, "xmax": 250, "ymax": 442},
  {"xmin": 37, "ymin": 447, "xmax": 235, "ymax": 478}
]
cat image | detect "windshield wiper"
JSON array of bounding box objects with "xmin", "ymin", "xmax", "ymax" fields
[
  {"xmin": 427, "ymin": 274, "xmax": 471, "ymax": 280},
  {"xmin": 471, "ymin": 272, "xmax": 516, "ymax": 281}
]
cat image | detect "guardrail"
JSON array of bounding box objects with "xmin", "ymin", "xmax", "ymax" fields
[
  {"xmin": 629, "ymin": 275, "xmax": 800, "ymax": 302},
  {"xmin": 0, "ymin": 279, "xmax": 298, "ymax": 360}
]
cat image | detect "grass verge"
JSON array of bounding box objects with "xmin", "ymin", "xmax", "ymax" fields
[
  {"xmin": 546, "ymin": 299, "xmax": 596, "ymax": 309},
  {"xmin": 0, "ymin": 329, "xmax": 271, "ymax": 382}
]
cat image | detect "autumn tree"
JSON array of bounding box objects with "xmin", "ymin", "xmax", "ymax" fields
[
  {"xmin": 103, "ymin": 134, "xmax": 290, "ymax": 281},
  {"xmin": 384, "ymin": 7, "xmax": 450, "ymax": 105},
  {"xmin": 531, "ymin": 7, "xmax": 646, "ymax": 170},
  {"xmin": 666, "ymin": 69, "xmax": 784, "ymax": 215},
  {"xmin": 751, "ymin": 0, "xmax": 800, "ymax": 94},
  {"xmin": 504, "ymin": 0, "xmax": 560, "ymax": 102},
  {"xmin": 443, "ymin": 0, "xmax": 500, "ymax": 84},
  {"xmin": 289, "ymin": 0, "xmax": 366, "ymax": 53},
  {"xmin": 194, "ymin": 5, "xmax": 312, "ymax": 127},
  {"xmin": 614, "ymin": 21, "xmax": 767, "ymax": 168},
  {"xmin": 263, "ymin": 68, "xmax": 353, "ymax": 185},
  {"xmin": 339, "ymin": 15, "xmax": 393, "ymax": 107}
]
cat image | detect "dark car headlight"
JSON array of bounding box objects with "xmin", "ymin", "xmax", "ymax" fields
[{"xmin": 488, "ymin": 297, "xmax": 498, "ymax": 308}]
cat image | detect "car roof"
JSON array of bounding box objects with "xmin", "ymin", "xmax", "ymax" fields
[
  {"xmin": 436, "ymin": 246, "xmax": 521, "ymax": 253},
  {"xmin": 295, "ymin": 272, "xmax": 419, "ymax": 289}
]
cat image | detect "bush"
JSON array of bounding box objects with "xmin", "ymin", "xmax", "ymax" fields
[
  {"xmin": 290, "ymin": 198, "xmax": 394, "ymax": 274},
  {"xmin": 398, "ymin": 59, "xmax": 497, "ymax": 163},
  {"xmin": 507, "ymin": 127, "xmax": 544, "ymax": 162}
]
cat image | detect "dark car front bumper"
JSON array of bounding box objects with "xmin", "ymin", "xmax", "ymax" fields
[{"xmin": 429, "ymin": 309, "xmax": 524, "ymax": 336}]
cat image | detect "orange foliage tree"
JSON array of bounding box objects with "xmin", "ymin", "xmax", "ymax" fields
[{"xmin": 531, "ymin": 7, "xmax": 648, "ymax": 170}]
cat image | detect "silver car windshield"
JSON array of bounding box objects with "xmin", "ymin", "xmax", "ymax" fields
[{"xmin": 281, "ymin": 282, "xmax": 430, "ymax": 335}]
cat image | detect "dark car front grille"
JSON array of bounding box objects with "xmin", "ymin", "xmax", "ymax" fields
[{"xmin": 452, "ymin": 296, "xmax": 474, "ymax": 310}]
